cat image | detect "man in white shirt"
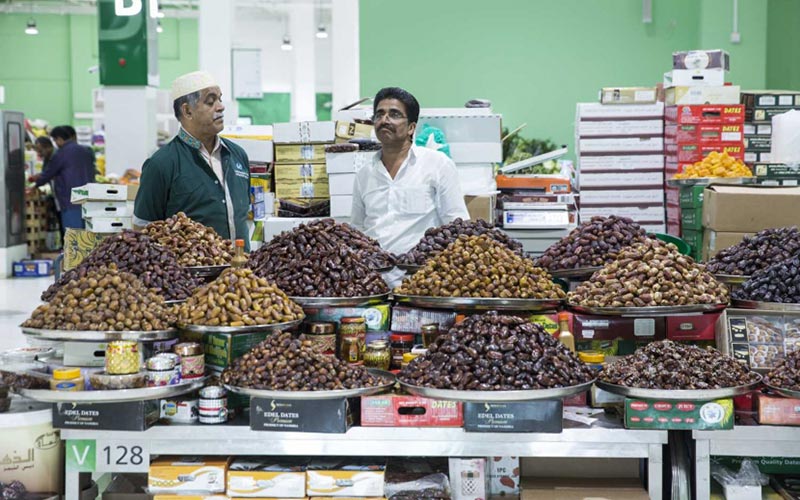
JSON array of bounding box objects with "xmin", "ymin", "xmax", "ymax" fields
[{"xmin": 351, "ymin": 87, "xmax": 470, "ymax": 255}]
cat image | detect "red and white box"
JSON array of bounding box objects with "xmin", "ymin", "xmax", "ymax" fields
[
  {"xmin": 488, "ymin": 457, "xmax": 520, "ymax": 497},
  {"xmin": 665, "ymin": 104, "xmax": 745, "ymax": 125},
  {"xmin": 360, "ymin": 395, "xmax": 463, "ymax": 427},
  {"xmin": 579, "ymin": 154, "xmax": 664, "ymax": 172},
  {"xmin": 449, "ymin": 458, "xmax": 488, "ymax": 500},
  {"xmin": 665, "ymin": 123, "xmax": 744, "ymax": 143},
  {"xmin": 665, "ymin": 142, "xmax": 745, "ymax": 164}
]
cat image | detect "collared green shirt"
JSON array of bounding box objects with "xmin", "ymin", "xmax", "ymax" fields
[{"xmin": 134, "ymin": 129, "xmax": 251, "ymax": 250}]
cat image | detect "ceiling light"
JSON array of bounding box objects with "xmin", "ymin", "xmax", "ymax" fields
[
  {"xmin": 281, "ymin": 35, "xmax": 292, "ymax": 51},
  {"xmin": 316, "ymin": 24, "xmax": 328, "ymax": 39},
  {"xmin": 25, "ymin": 19, "xmax": 38, "ymax": 36},
  {"xmin": 156, "ymin": 20, "xmax": 163, "ymax": 33}
]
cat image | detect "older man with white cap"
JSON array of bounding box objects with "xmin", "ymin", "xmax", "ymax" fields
[{"xmin": 134, "ymin": 70, "xmax": 251, "ymax": 248}]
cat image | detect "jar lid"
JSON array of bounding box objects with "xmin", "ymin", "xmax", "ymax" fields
[
  {"xmin": 108, "ymin": 340, "xmax": 138, "ymax": 350},
  {"xmin": 53, "ymin": 368, "xmax": 81, "ymax": 380},
  {"xmin": 420, "ymin": 324, "xmax": 439, "ymax": 333},
  {"xmin": 578, "ymin": 351, "xmax": 605, "ymax": 363},
  {"xmin": 146, "ymin": 356, "xmax": 176, "ymax": 371},
  {"xmin": 340, "ymin": 316, "xmax": 365, "ymax": 324},
  {"xmin": 367, "ymin": 340, "xmax": 389, "ymax": 349},
  {"xmin": 309, "ymin": 322, "xmax": 336, "ymax": 334},
  {"xmin": 174, "ymin": 342, "xmax": 203, "ymax": 356},
  {"xmin": 155, "ymin": 353, "xmax": 180, "ymax": 362},
  {"xmin": 402, "ymin": 353, "xmax": 418, "ymax": 363},
  {"xmin": 390, "ymin": 333, "xmax": 415, "ymax": 342},
  {"xmin": 200, "ymin": 385, "xmax": 226, "ymax": 399}
]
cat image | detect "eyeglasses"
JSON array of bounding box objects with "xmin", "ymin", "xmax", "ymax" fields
[{"xmin": 372, "ymin": 109, "xmax": 407, "ymax": 122}]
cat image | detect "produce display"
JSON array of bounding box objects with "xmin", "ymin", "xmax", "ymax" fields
[
  {"xmin": 221, "ymin": 332, "xmax": 384, "ymax": 390},
  {"xmin": 142, "ymin": 211, "xmax": 234, "ymax": 266},
  {"xmin": 732, "ymin": 255, "xmax": 800, "ymax": 303},
  {"xmin": 396, "ymin": 235, "xmax": 565, "ymax": 299},
  {"xmin": 673, "ymin": 151, "xmax": 753, "ymax": 179},
  {"xmin": 42, "ymin": 230, "xmax": 201, "ymax": 302},
  {"xmin": 705, "ymin": 227, "xmax": 800, "ymax": 276},
  {"xmin": 177, "ymin": 268, "xmax": 305, "ymax": 327},
  {"xmin": 0, "ymin": 482, "xmax": 26, "ymax": 500},
  {"xmin": 568, "ymin": 239, "xmax": 729, "ymax": 307},
  {"xmin": 398, "ymin": 218, "xmax": 524, "ymax": 266},
  {"xmin": 536, "ymin": 216, "xmax": 648, "ymax": 270},
  {"xmin": 399, "ymin": 312, "xmax": 595, "ymax": 390},
  {"xmin": 325, "ymin": 143, "xmax": 359, "ymax": 153},
  {"xmin": 765, "ymin": 350, "xmax": 800, "ymax": 391},
  {"xmin": 23, "ymin": 266, "xmax": 174, "ymax": 331},
  {"xmin": 0, "ymin": 370, "xmax": 48, "ymax": 389},
  {"xmin": 600, "ymin": 340, "xmax": 760, "ymax": 389},
  {"xmin": 247, "ymin": 220, "xmax": 390, "ymax": 297}
]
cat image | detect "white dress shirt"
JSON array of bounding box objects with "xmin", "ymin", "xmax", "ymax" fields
[{"xmin": 351, "ymin": 145, "xmax": 470, "ymax": 255}]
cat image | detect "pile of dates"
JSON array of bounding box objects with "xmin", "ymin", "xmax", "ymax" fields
[
  {"xmin": 299, "ymin": 218, "xmax": 395, "ymax": 269},
  {"xmin": 142, "ymin": 211, "xmax": 234, "ymax": 266},
  {"xmin": 765, "ymin": 350, "xmax": 800, "ymax": 391},
  {"xmin": 705, "ymin": 226, "xmax": 800, "ymax": 276},
  {"xmin": 396, "ymin": 235, "xmax": 565, "ymax": 299},
  {"xmin": 177, "ymin": 268, "xmax": 304, "ymax": 327},
  {"xmin": 221, "ymin": 332, "xmax": 383, "ymax": 390},
  {"xmin": 536, "ymin": 216, "xmax": 648, "ymax": 270},
  {"xmin": 569, "ymin": 239, "xmax": 729, "ymax": 307},
  {"xmin": 0, "ymin": 482, "xmax": 26, "ymax": 500},
  {"xmin": 247, "ymin": 221, "xmax": 389, "ymax": 297},
  {"xmin": 399, "ymin": 312, "xmax": 595, "ymax": 390},
  {"xmin": 398, "ymin": 218, "xmax": 523, "ymax": 265},
  {"xmin": 600, "ymin": 340, "xmax": 760, "ymax": 389},
  {"xmin": 24, "ymin": 265, "xmax": 174, "ymax": 331},
  {"xmin": 732, "ymin": 255, "xmax": 800, "ymax": 303},
  {"xmin": 42, "ymin": 230, "xmax": 201, "ymax": 302}
]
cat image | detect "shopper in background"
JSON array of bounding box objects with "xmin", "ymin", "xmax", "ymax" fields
[
  {"xmin": 351, "ymin": 87, "xmax": 469, "ymax": 256},
  {"xmin": 29, "ymin": 126, "xmax": 95, "ymax": 231},
  {"xmin": 134, "ymin": 70, "xmax": 251, "ymax": 249}
]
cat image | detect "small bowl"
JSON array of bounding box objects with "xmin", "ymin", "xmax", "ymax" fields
[{"xmin": 89, "ymin": 371, "xmax": 147, "ymax": 390}]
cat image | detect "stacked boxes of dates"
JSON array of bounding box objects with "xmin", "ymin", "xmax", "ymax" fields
[{"xmin": 743, "ymin": 91, "xmax": 800, "ymax": 186}]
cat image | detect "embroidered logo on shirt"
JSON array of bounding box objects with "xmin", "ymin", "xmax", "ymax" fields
[{"xmin": 233, "ymin": 162, "xmax": 248, "ymax": 179}]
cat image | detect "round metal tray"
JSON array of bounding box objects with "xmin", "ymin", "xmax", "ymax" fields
[
  {"xmin": 595, "ymin": 376, "xmax": 762, "ymax": 401},
  {"xmin": 714, "ymin": 274, "xmax": 751, "ymax": 285},
  {"xmin": 21, "ymin": 327, "xmax": 178, "ymax": 342},
  {"xmin": 186, "ymin": 265, "xmax": 230, "ymax": 279},
  {"xmin": 567, "ymin": 303, "xmax": 727, "ymax": 317},
  {"xmin": 16, "ymin": 378, "xmax": 205, "ymax": 404},
  {"xmin": 764, "ymin": 382, "xmax": 800, "ymax": 400},
  {"xmin": 224, "ymin": 369, "xmax": 395, "ymax": 400},
  {"xmin": 394, "ymin": 294, "xmax": 564, "ymax": 311},
  {"xmin": 397, "ymin": 263, "xmax": 423, "ymax": 274},
  {"xmin": 548, "ymin": 267, "xmax": 602, "ymax": 280},
  {"xmin": 289, "ymin": 293, "xmax": 391, "ymax": 307},
  {"xmin": 731, "ymin": 299, "xmax": 800, "ymax": 312},
  {"xmin": 373, "ymin": 265, "xmax": 396, "ymax": 273},
  {"xmin": 397, "ymin": 379, "xmax": 595, "ymax": 402},
  {"xmin": 177, "ymin": 318, "xmax": 302, "ymax": 334},
  {"xmin": 665, "ymin": 177, "xmax": 757, "ymax": 187},
  {"xmin": 164, "ymin": 299, "xmax": 187, "ymax": 306}
]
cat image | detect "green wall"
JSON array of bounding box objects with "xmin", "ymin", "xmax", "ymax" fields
[{"xmin": 767, "ymin": 0, "xmax": 800, "ymax": 90}]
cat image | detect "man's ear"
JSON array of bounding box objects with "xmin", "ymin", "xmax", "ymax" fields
[
  {"xmin": 182, "ymin": 102, "xmax": 192, "ymax": 119},
  {"xmin": 408, "ymin": 122, "xmax": 417, "ymax": 142}
]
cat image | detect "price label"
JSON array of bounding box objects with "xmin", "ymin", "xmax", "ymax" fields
[{"xmin": 95, "ymin": 440, "xmax": 149, "ymax": 473}]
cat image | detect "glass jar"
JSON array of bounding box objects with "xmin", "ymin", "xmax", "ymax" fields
[
  {"xmin": 105, "ymin": 340, "xmax": 140, "ymax": 375},
  {"xmin": 578, "ymin": 351, "xmax": 605, "ymax": 373},
  {"xmin": 50, "ymin": 368, "xmax": 84, "ymax": 391},
  {"xmin": 420, "ymin": 323, "xmax": 440, "ymax": 347},
  {"xmin": 174, "ymin": 342, "xmax": 205, "ymax": 379},
  {"xmin": 390, "ymin": 333, "xmax": 415, "ymax": 370},
  {"xmin": 306, "ymin": 322, "xmax": 337, "ymax": 357},
  {"xmin": 363, "ymin": 340, "xmax": 391, "ymax": 370},
  {"xmin": 339, "ymin": 316, "xmax": 366, "ymax": 360},
  {"xmin": 340, "ymin": 337, "xmax": 362, "ymax": 364}
]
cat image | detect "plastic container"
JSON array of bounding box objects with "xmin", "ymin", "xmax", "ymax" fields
[
  {"xmin": 88, "ymin": 371, "xmax": 146, "ymax": 390},
  {"xmin": 306, "ymin": 322, "xmax": 337, "ymax": 357},
  {"xmin": 174, "ymin": 342, "xmax": 204, "ymax": 379},
  {"xmin": 390, "ymin": 333, "xmax": 415, "ymax": 370},
  {"xmin": 578, "ymin": 351, "xmax": 606, "ymax": 372},
  {"xmin": 50, "ymin": 368, "xmax": 84, "ymax": 392},
  {"xmin": 653, "ymin": 233, "xmax": 691, "ymax": 256},
  {"xmin": 105, "ymin": 341, "xmax": 140, "ymax": 375}
]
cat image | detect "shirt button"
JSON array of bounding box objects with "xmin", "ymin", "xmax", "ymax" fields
[
  {"xmin": 222, "ymin": 199, "xmax": 226, "ymax": 204},
  {"xmin": 215, "ymin": 181, "xmax": 219, "ymax": 185}
]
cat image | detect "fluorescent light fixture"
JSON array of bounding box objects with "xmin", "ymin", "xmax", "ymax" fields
[
  {"xmin": 157, "ymin": 20, "xmax": 163, "ymax": 33},
  {"xmin": 281, "ymin": 35, "xmax": 292, "ymax": 51},
  {"xmin": 316, "ymin": 24, "xmax": 328, "ymax": 39},
  {"xmin": 25, "ymin": 19, "xmax": 38, "ymax": 35}
]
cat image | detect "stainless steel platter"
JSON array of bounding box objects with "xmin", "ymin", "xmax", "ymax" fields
[
  {"xmin": 16, "ymin": 378, "xmax": 205, "ymax": 404},
  {"xmin": 731, "ymin": 299, "xmax": 800, "ymax": 312},
  {"xmin": 186, "ymin": 265, "xmax": 229, "ymax": 279},
  {"xmin": 177, "ymin": 319, "xmax": 303, "ymax": 334},
  {"xmin": 394, "ymin": 294, "xmax": 564, "ymax": 311},
  {"xmin": 21, "ymin": 327, "xmax": 178, "ymax": 342},
  {"xmin": 397, "ymin": 264, "xmax": 423, "ymax": 274},
  {"xmin": 764, "ymin": 383, "xmax": 800, "ymax": 400},
  {"xmin": 289, "ymin": 293, "xmax": 391, "ymax": 308},
  {"xmin": 567, "ymin": 303, "xmax": 727, "ymax": 317},
  {"xmin": 224, "ymin": 369, "xmax": 395, "ymax": 400},
  {"xmin": 665, "ymin": 177, "xmax": 757, "ymax": 187},
  {"xmin": 164, "ymin": 299, "xmax": 187, "ymax": 305},
  {"xmin": 714, "ymin": 274, "xmax": 750, "ymax": 285},
  {"xmin": 397, "ymin": 379, "xmax": 595, "ymax": 402},
  {"xmin": 548, "ymin": 267, "xmax": 602, "ymax": 280},
  {"xmin": 373, "ymin": 265, "xmax": 396, "ymax": 273},
  {"xmin": 595, "ymin": 376, "xmax": 762, "ymax": 401}
]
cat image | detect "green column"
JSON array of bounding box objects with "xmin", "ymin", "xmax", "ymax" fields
[{"xmin": 97, "ymin": 0, "xmax": 158, "ymax": 86}]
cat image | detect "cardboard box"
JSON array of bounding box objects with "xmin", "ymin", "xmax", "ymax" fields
[
  {"xmin": 449, "ymin": 458, "xmax": 488, "ymax": 500},
  {"xmin": 579, "ymin": 170, "xmax": 663, "ymax": 188},
  {"xmin": 148, "ymin": 456, "xmax": 230, "ymax": 494},
  {"xmin": 576, "ymin": 102, "xmax": 664, "ymax": 119},
  {"xmin": 666, "ymin": 186, "xmax": 680, "ymax": 206},
  {"xmin": 579, "ymin": 189, "xmax": 664, "ymax": 205},
  {"xmin": 84, "ymin": 216, "xmax": 133, "ymax": 233},
  {"xmin": 680, "ymin": 207, "xmax": 703, "ymax": 231},
  {"xmin": 274, "ymin": 180, "xmax": 330, "ymax": 200},
  {"xmin": 227, "ymin": 457, "xmax": 307, "ymax": 498},
  {"xmin": 679, "ymin": 185, "xmax": 706, "ymax": 208},
  {"xmin": 520, "ymin": 477, "xmax": 648, "ymax": 500},
  {"xmin": 12, "ymin": 259, "xmax": 53, "ymax": 277},
  {"xmin": 681, "ymin": 228, "xmax": 703, "ymax": 252},
  {"xmin": 666, "ymin": 312, "xmax": 722, "ymax": 341},
  {"xmin": 577, "ymin": 119, "xmax": 662, "ymax": 137},
  {"xmin": 673, "ymin": 49, "xmax": 730, "ymax": 70},
  {"xmin": 334, "ymin": 121, "xmax": 375, "ymax": 142},
  {"xmin": 275, "ymin": 144, "xmax": 327, "ymax": 164},
  {"xmin": 579, "ymin": 205, "xmax": 665, "ymax": 223},
  {"xmin": 664, "ymin": 68, "xmax": 726, "ymax": 87},
  {"xmin": 742, "ymin": 91, "xmax": 800, "ymax": 109},
  {"xmin": 229, "ymin": 138, "xmax": 274, "ymax": 163},
  {"xmin": 744, "ymin": 151, "xmax": 773, "ymax": 164},
  {"xmin": 496, "ymin": 175, "xmax": 571, "ymax": 193},
  {"xmin": 204, "ymin": 331, "xmax": 270, "ymax": 370},
  {"xmin": 463, "ymin": 401, "xmax": 563, "ymax": 433},
  {"xmin": 329, "ymin": 195, "xmax": 353, "ymax": 218},
  {"xmin": 360, "ymin": 395, "xmax": 463, "ymax": 427},
  {"xmin": 303, "ymin": 304, "xmax": 391, "ymax": 332},
  {"xmin": 465, "ymin": 194, "xmax": 495, "ymax": 223},
  {"xmin": 153, "ymin": 497, "xmax": 228, "ymax": 500},
  {"xmin": 102, "ymin": 473, "xmax": 153, "ymax": 500},
  {"xmin": 273, "ymin": 121, "xmax": 335, "ymax": 144},
  {"xmin": 578, "ymin": 154, "xmax": 664, "ymax": 171},
  {"xmin": 306, "ymin": 458, "xmax": 385, "ymax": 497},
  {"xmin": 744, "ymin": 135, "xmax": 772, "ymax": 152},
  {"xmin": 665, "ymin": 142, "xmax": 745, "ymax": 163},
  {"xmin": 702, "ymin": 229, "xmax": 753, "ymax": 260},
  {"xmin": 665, "ymin": 123, "xmax": 744, "ymax": 143},
  {"xmin": 702, "ymin": 185, "xmax": 800, "ymax": 232},
  {"xmin": 502, "ymin": 209, "xmax": 572, "ymax": 229},
  {"xmin": 599, "ymin": 87, "xmax": 658, "ymax": 105},
  {"xmin": 328, "ymin": 173, "xmax": 356, "ymax": 196},
  {"xmin": 81, "ymin": 200, "xmax": 131, "ymax": 218},
  {"xmin": 573, "ymin": 315, "xmax": 666, "ymax": 342},
  {"xmin": 625, "ymin": 398, "xmax": 734, "ymax": 430},
  {"xmin": 274, "ymin": 164, "xmax": 328, "ymax": 182},
  {"xmin": 726, "ymin": 309, "xmax": 800, "ymax": 370},
  {"xmin": 489, "ymin": 457, "xmax": 520, "ymax": 497},
  {"xmin": 754, "ymin": 163, "xmax": 800, "ymax": 178},
  {"xmin": 665, "ymin": 104, "xmax": 745, "ymax": 125},
  {"xmin": 250, "ymin": 398, "xmax": 358, "ymax": 433},
  {"xmin": 63, "ymin": 341, "xmax": 108, "ymax": 367},
  {"xmin": 63, "ymin": 228, "xmax": 105, "ymax": 270},
  {"xmin": 578, "ymin": 137, "xmax": 664, "ymax": 154},
  {"xmin": 325, "ymin": 151, "xmax": 375, "ymax": 174},
  {"xmin": 746, "ymin": 107, "xmax": 795, "ymax": 123},
  {"xmin": 665, "ymin": 85, "xmax": 740, "ymax": 106},
  {"xmin": 71, "ymin": 183, "xmax": 138, "ymax": 204},
  {"xmin": 53, "ymin": 400, "xmax": 159, "ymax": 431},
  {"xmin": 757, "ymin": 394, "xmax": 800, "ymax": 426},
  {"xmin": 756, "ymin": 177, "xmax": 800, "ymax": 187},
  {"xmin": 743, "ymin": 123, "xmax": 772, "ymax": 136}
]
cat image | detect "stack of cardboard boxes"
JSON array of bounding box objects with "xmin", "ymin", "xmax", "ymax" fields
[
  {"xmin": 743, "ymin": 90, "xmax": 800, "ymax": 167},
  {"xmin": 326, "ymin": 149, "xmax": 375, "ymax": 220}
]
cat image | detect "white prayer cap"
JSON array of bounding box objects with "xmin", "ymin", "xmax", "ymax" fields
[{"xmin": 170, "ymin": 71, "xmax": 218, "ymax": 101}]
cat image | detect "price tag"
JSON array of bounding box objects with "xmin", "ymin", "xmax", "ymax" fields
[{"xmin": 95, "ymin": 440, "xmax": 149, "ymax": 473}]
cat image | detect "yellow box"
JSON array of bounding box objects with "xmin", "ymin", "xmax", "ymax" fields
[
  {"xmin": 148, "ymin": 456, "xmax": 231, "ymax": 494},
  {"xmin": 250, "ymin": 176, "xmax": 272, "ymax": 192},
  {"xmin": 274, "ymin": 180, "xmax": 330, "ymax": 199},
  {"xmin": 274, "ymin": 144, "xmax": 328, "ymax": 164},
  {"xmin": 306, "ymin": 459, "xmax": 385, "ymax": 497},
  {"xmin": 273, "ymin": 164, "xmax": 328, "ymax": 182},
  {"xmin": 334, "ymin": 121, "xmax": 374, "ymax": 143},
  {"xmin": 227, "ymin": 458, "xmax": 307, "ymax": 497},
  {"xmin": 63, "ymin": 228, "xmax": 106, "ymax": 270},
  {"xmin": 153, "ymin": 497, "xmax": 230, "ymax": 500}
]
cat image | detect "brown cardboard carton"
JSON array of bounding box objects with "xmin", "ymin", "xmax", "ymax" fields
[
  {"xmin": 702, "ymin": 185, "xmax": 800, "ymax": 232},
  {"xmin": 701, "ymin": 229, "xmax": 753, "ymax": 260},
  {"xmin": 520, "ymin": 478, "xmax": 648, "ymax": 500},
  {"xmin": 465, "ymin": 194, "xmax": 495, "ymax": 223}
]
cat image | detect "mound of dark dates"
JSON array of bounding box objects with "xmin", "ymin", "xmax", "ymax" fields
[
  {"xmin": 536, "ymin": 216, "xmax": 648, "ymax": 270},
  {"xmin": 765, "ymin": 350, "xmax": 800, "ymax": 391},
  {"xmin": 600, "ymin": 340, "xmax": 760, "ymax": 389},
  {"xmin": 0, "ymin": 370, "xmax": 48, "ymax": 389},
  {"xmin": 732, "ymin": 255, "xmax": 800, "ymax": 303},
  {"xmin": 399, "ymin": 312, "xmax": 595, "ymax": 390},
  {"xmin": 0, "ymin": 482, "xmax": 26, "ymax": 500},
  {"xmin": 221, "ymin": 332, "xmax": 383, "ymax": 391},
  {"xmin": 42, "ymin": 230, "xmax": 201, "ymax": 302},
  {"xmin": 399, "ymin": 218, "xmax": 523, "ymax": 265},
  {"xmin": 706, "ymin": 226, "xmax": 800, "ymax": 276},
  {"xmin": 247, "ymin": 220, "xmax": 390, "ymax": 297}
]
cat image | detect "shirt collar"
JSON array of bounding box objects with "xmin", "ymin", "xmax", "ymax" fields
[
  {"xmin": 375, "ymin": 145, "xmax": 417, "ymax": 176},
  {"xmin": 178, "ymin": 127, "xmax": 225, "ymax": 154}
]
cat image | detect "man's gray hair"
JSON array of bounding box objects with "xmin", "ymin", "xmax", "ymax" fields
[{"xmin": 173, "ymin": 91, "xmax": 201, "ymax": 120}]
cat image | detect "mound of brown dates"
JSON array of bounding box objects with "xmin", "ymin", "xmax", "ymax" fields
[
  {"xmin": 536, "ymin": 216, "xmax": 648, "ymax": 270},
  {"xmin": 706, "ymin": 226, "xmax": 800, "ymax": 276},
  {"xmin": 247, "ymin": 221, "xmax": 389, "ymax": 297},
  {"xmin": 42, "ymin": 230, "xmax": 201, "ymax": 302},
  {"xmin": 299, "ymin": 218, "xmax": 395, "ymax": 269},
  {"xmin": 600, "ymin": 340, "xmax": 760, "ymax": 389},
  {"xmin": 396, "ymin": 235, "xmax": 564, "ymax": 299},
  {"xmin": 569, "ymin": 239, "xmax": 728, "ymax": 307},
  {"xmin": 221, "ymin": 332, "xmax": 383, "ymax": 391},
  {"xmin": 399, "ymin": 218, "xmax": 523, "ymax": 265},
  {"xmin": 732, "ymin": 255, "xmax": 800, "ymax": 303},
  {"xmin": 24, "ymin": 266, "xmax": 174, "ymax": 331},
  {"xmin": 177, "ymin": 267, "xmax": 304, "ymax": 327},
  {"xmin": 400, "ymin": 312, "xmax": 595, "ymax": 390},
  {"xmin": 765, "ymin": 350, "xmax": 800, "ymax": 391},
  {"xmin": 142, "ymin": 211, "xmax": 234, "ymax": 266}
]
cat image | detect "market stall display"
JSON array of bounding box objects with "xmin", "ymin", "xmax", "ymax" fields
[
  {"xmin": 705, "ymin": 227, "xmax": 800, "ymax": 276},
  {"xmin": 764, "ymin": 350, "xmax": 800, "ymax": 397},
  {"xmin": 16, "ymin": 378, "xmax": 205, "ymax": 403},
  {"xmin": 141, "ymin": 211, "xmax": 234, "ymax": 266},
  {"xmin": 732, "ymin": 255, "xmax": 800, "ymax": 305},
  {"xmin": 671, "ymin": 151, "xmax": 753, "ymax": 180}
]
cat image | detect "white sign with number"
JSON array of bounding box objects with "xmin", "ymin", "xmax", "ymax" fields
[{"xmin": 95, "ymin": 440, "xmax": 149, "ymax": 472}]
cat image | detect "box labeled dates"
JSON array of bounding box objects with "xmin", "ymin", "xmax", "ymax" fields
[
  {"xmin": 757, "ymin": 394, "xmax": 800, "ymax": 426},
  {"xmin": 665, "ymin": 142, "xmax": 745, "ymax": 163},
  {"xmin": 464, "ymin": 400, "xmax": 563, "ymax": 433},
  {"xmin": 665, "ymin": 105, "xmax": 744, "ymax": 125},
  {"xmin": 625, "ymin": 398, "xmax": 734, "ymax": 430},
  {"xmin": 747, "ymin": 107, "xmax": 797, "ymax": 123},
  {"xmin": 666, "ymin": 312, "xmax": 722, "ymax": 341},
  {"xmin": 665, "ymin": 123, "xmax": 743, "ymax": 143},
  {"xmin": 53, "ymin": 400, "xmax": 159, "ymax": 431},
  {"xmin": 250, "ymin": 397, "xmax": 358, "ymax": 433},
  {"xmin": 360, "ymin": 395, "xmax": 463, "ymax": 427},
  {"xmin": 572, "ymin": 315, "xmax": 666, "ymax": 341},
  {"xmin": 754, "ymin": 163, "xmax": 800, "ymax": 179},
  {"xmin": 306, "ymin": 458, "xmax": 385, "ymax": 497},
  {"xmin": 744, "ymin": 135, "xmax": 772, "ymax": 152},
  {"xmin": 725, "ymin": 309, "xmax": 800, "ymax": 370}
]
